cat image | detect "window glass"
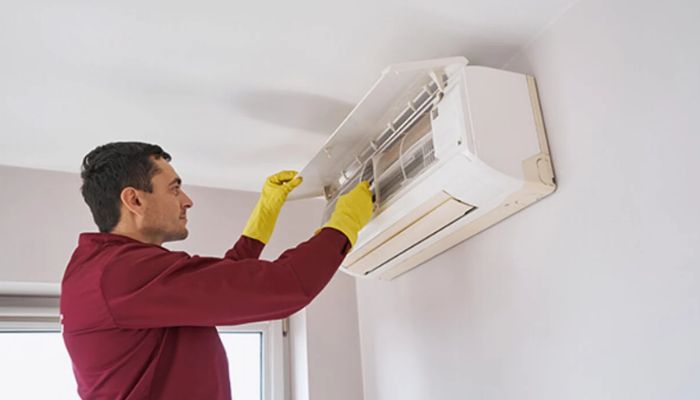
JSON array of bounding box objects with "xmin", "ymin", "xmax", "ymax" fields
[
  {"xmin": 0, "ymin": 332, "xmax": 76, "ymax": 399},
  {"xmin": 219, "ymin": 332, "xmax": 263, "ymax": 400}
]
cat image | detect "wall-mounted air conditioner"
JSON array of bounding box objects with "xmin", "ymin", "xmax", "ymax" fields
[{"xmin": 290, "ymin": 57, "xmax": 556, "ymax": 280}]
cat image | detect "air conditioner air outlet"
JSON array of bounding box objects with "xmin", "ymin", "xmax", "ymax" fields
[{"xmin": 344, "ymin": 192, "xmax": 475, "ymax": 275}]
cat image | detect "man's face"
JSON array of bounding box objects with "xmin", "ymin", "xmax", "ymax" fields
[{"xmin": 140, "ymin": 157, "xmax": 193, "ymax": 243}]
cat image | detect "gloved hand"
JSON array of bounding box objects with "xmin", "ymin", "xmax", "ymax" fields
[
  {"xmin": 242, "ymin": 170, "xmax": 303, "ymax": 244},
  {"xmin": 321, "ymin": 181, "xmax": 374, "ymax": 247}
]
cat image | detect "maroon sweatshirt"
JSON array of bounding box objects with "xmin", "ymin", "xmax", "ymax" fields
[{"xmin": 60, "ymin": 228, "xmax": 349, "ymax": 399}]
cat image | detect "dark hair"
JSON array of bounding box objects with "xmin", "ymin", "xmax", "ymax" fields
[{"xmin": 80, "ymin": 142, "xmax": 172, "ymax": 233}]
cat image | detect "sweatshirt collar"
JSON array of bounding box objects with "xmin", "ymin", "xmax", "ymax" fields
[{"xmin": 79, "ymin": 232, "xmax": 148, "ymax": 246}]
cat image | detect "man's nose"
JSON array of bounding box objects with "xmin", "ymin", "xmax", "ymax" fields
[{"xmin": 182, "ymin": 191, "xmax": 194, "ymax": 209}]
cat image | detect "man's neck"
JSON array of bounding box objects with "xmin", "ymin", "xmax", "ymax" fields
[{"xmin": 110, "ymin": 227, "xmax": 163, "ymax": 246}]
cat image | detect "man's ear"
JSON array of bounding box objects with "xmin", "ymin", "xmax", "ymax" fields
[{"xmin": 120, "ymin": 187, "xmax": 145, "ymax": 217}]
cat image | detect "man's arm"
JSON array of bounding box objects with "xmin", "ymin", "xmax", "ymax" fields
[
  {"xmin": 101, "ymin": 228, "xmax": 350, "ymax": 329},
  {"xmin": 101, "ymin": 180, "xmax": 372, "ymax": 329},
  {"xmin": 223, "ymin": 235, "xmax": 265, "ymax": 260}
]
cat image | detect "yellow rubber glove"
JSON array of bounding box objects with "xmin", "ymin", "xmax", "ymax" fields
[
  {"xmin": 242, "ymin": 170, "xmax": 303, "ymax": 244},
  {"xmin": 321, "ymin": 181, "xmax": 374, "ymax": 247}
]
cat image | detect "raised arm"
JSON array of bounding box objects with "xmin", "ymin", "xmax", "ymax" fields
[
  {"xmin": 223, "ymin": 170, "xmax": 302, "ymax": 261},
  {"xmin": 101, "ymin": 180, "xmax": 374, "ymax": 329},
  {"xmin": 102, "ymin": 228, "xmax": 350, "ymax": 328}
]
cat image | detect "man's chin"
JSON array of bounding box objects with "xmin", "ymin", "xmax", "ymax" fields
[
  {"xmin": 177, "ymin": 228, "xmax": 189, "ymax": 240},
  {"xmin": 164, "ymin": 229, "xmax": 189, "ymax": 243}
]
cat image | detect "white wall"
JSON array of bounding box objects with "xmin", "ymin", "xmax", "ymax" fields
[
  {"xmin": 305, "ymin": 272, "xmax": 364, "ymax": 400},
  {"xmin": 0, "ymin": 165, "xmax": 93, "ymax": 283},
  {"xmin": 355, "ymin": 0, "xmax": 700, "ymax": 399}
]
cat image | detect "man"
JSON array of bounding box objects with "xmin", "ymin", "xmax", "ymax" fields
[{"xmin": 60, "ymin": 142, "xmax": 373, "ymax": 399}]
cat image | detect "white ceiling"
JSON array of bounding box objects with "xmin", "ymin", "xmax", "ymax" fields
[{"xmin": 0, "ymin": 0, "xmax": 573, "ymax": 192}]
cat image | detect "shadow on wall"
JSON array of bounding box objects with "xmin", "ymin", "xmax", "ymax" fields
[{"xmin": 230, "ymin": 90, "xmax": 354, "ymax": 135}]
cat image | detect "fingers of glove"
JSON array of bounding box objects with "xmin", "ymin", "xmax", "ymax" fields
[
  {"xmin": 274, "ymin": 175, "xmax": 302, "ymax": 197},
  {"xmin": 283, "ymin": 176, "xmax": 303, "ymax": 192},
  {"xmin": 267, "ymin": 170, "xmax": 299, "ymax": 186},
  {"xmin": 358, "ymin": 181, "xmax": 372, "ymax": 198},
  {"xmin": 264, "ymin": 170, "xmax": 302, "ymax": 198},
  {"xmin": 356, "ymin": 182, "xmax": 374, "ymax": 225},
  {"xmin": 339, "ymin": 181, "xmax": 374, "ymax": 224},
  {"xmin": 348, "ymin": 181, "xmax": 373, "ymax": 203}
]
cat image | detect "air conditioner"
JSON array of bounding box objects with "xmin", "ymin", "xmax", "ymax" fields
[{"xmin": 289, "ymin": 57, "xmax": 556, "ymax": 280}]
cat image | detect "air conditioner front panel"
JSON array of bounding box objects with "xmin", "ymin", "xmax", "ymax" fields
[
  {"xmin": 345, "ymin": 192, "xmax": 475, "ymax": 276},
  {"xmin": 346, "ymin": 190, "xmax": 450, "ymax": 266},
  {"xmin": 431, "ymin": 71, "xmax": 474, "ymax": 161},
  {"xmin": 350, "ymin": 153, "xmax": 521, "ymax": 254}
]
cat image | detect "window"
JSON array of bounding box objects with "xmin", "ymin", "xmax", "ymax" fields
[
  {"xmin": 219, "ymin": 331, "xmax": 263, "ymax": 400},
  {"xmin": 0, "ymin": 331, "xmax": 76, "ymax": 398},
  {"xmin": 219, "ymin": 320, "xmax": 288, "ymax": 400}
]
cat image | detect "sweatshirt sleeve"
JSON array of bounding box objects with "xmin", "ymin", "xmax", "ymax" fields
[
  {"xmin": 223, "ymin": 235, "xmax": 265, "ymax": 260},
  {"xmin": 101, "ymin": 228, "xmax": 350, "ymax": 328}
]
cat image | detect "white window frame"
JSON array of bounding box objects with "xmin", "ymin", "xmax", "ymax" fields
[{"xmin": 218, "ymin": 319, "xmax": 288, "ymax": 400}]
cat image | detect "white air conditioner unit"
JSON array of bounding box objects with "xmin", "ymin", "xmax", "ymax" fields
[{"xmin": 289, "ymin": 57, "xmax": 556, "ymax": 280}]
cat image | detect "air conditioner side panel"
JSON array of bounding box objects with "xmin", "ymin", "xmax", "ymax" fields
[{"xmin": 464, "ymin": 66, "xmax": 542, "ymax": 180}]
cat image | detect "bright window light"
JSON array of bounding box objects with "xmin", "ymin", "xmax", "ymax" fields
[
  {"xmin": 0, "ymin": 331, "xmax": 263, "ymax": 400},
  {"xmin": 0, "ymin": 332, "xmax": 76, "ymax": 399},
  {"xmin": 219, "ymin": 332, "xmax": 263, "ymax": 400}
]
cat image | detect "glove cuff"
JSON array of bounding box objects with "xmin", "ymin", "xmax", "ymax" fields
[
  {"xmin": 242, "ymin": 198, "xmax": 284, "ymax": 244},
  {"xmin": 322, "ymin": 213, "xmax": 361, "ymax": 247}
]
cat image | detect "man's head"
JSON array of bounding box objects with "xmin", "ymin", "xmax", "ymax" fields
[{"xmin": 80, "ymin": 142, "xmax": 193, "ymax": 245}]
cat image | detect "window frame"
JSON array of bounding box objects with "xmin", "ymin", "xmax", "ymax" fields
[
  {"xmin": 0, "ymin": 317, "xmax": 289, "ymax": 400},
  {"xmin": 218, "ymin": 319, "xmax": 288, "ymax": 400}
]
